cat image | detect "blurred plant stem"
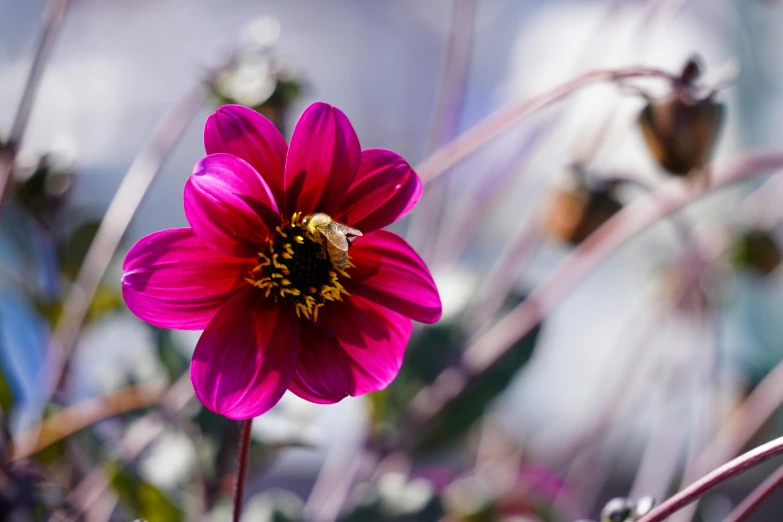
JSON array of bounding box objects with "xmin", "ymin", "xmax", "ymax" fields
[
  {"xmin": 431, "ymin": 0, "xmax": 687, "ymax": 266},
  {"xmin": 232, "ymin": 420, "xmax": 252, "ymax": 522},
  {"xmin": 415, "ymin": 66, "xmax": 680, "ymax": 185},
  {"xmin": 407, "ymin": 0, "xmax": 475, "ymax": 261},
  {"xmin": 63, "ymin": 372, "xmax": 196, "ymax": 521},
  {"xmin": 304, "ymin": 439, "xmax": 370, "ymax": 522},
  {"xmin": 630, "ymin": 308, "xmax": 719, "ymax": 505},
  {"xmin": 23, "ymin": 55, "xmax": 234, "ymax": 460},
  {"xmin": 403, "ymin": 150, "xmax": 783, "ymax": 448},
  {"xmin": 722, "ymin": 462, "xmax": 783, "ymax": 522},
  {"xmin": 463, "ymin": 222, "xmax": 542, "ymax": 334},
  {"xmin": 550, "ymin": 303, "xmax": 672, "ymax": 516},
  {"xmin": 0, "ymin": 0, "xmax": 70, "ymax": 205},
  {"xmin": 665, "ymin": 354, "xmax": 783, "ymax": 522},
  {"xmin": 637, "ymin": 435, "xmax": 783, "ymax": 522},
  {"xmin": 464, "ymin": 171, "xmax": 702, "ymax": 337},
  {"xmin": 11, "ymin": 384, "xmax": 163, "ymax": 460}
]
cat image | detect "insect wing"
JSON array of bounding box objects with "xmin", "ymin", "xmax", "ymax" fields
[
  {"xmin": 330, "ymin": 221, "xmax": 362, "ymax": 238},
  {"xmin": 319, "ymin": 220, "xmax": 362, "ymax": 251},
  {"xmin": 318, "ymin": 224, "xmax": 350, "ymax": 251}
]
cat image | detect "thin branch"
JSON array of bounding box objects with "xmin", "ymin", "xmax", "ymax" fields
[
  {"xmin": 637, "ymin": 436, "xmax": 783, "ymax": 522},
  {"xmin": 233, "ymin": 420, "xmax": 253, "ymax": 522},
  {"xmin": 0, "ymin": 0, "xmax": 70, "ymax": 202},
  {"xmin": 414, "ymin": 66, "xmax": 679, "ymax": 185},
  {"xmin": 11, "ymin": 385, "xmax": 162, "ymax": 460},
  {"xmin": 403, "ymin": 150, "xmax": 783, "ymax": 445},
  {"xmin": 722, "ymin": 462, "xmax": 783, "ymax": 522}
]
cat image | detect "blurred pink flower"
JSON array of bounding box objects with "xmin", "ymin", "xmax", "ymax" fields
[{"xmin": 122, "ymin": 103, "xmax": 441, "ymax": 419}]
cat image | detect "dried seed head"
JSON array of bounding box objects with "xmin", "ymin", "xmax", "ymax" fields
[
  {"xmin": 543, "ymin": 170, "xmax": 623, "ymax": 245},
  {"xmin": 638, "ymin": 95, "xmax": 724, "ymax": 177}
]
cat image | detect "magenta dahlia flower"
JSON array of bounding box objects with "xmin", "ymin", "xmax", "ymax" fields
[{"xmin": 122, "ymin": 103, "xmax": 442, "ymax": 419}]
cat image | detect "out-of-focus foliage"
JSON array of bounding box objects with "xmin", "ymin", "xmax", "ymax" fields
[
  {"xmin": 0, "ymin": 460, "xmax": 75, "ymax": 522},
  {"xmin": 369, "ymin": 292, "xmax": 541, "ymax": 455},
  {"xmin": 6, "ymin": 3, "xmax": 783, "ymax": 522},
  {"xmin": 13, "ymin": 154, "xmax": 72, "ymax": 228},
  {"xmin": 108, "ymin": 463, "xmax": 184, "ymax": 522},
  {"xmin": 731, "ymin": 228, "xmax": 782, "ymax": 276},
  {"xmin": 341, "ymin": 473, "xmax": 443, "ymax": 522},
  {"xmin": 207, "ymin": 19, "xmax": 305, "ymax": 133}
]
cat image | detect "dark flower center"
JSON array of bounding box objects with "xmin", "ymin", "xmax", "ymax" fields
[{"xmin": 246, "ymin": 212, "xmax": 351, "ymax": 321}]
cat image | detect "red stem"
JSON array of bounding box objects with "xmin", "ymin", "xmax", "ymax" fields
[
  {"xmin": 637, "ymin": 436, "xmax": 783, "ymax": 522},
  {"xmin": 722, "ymin": 462, "xmax": 783, "ymax": 522},
  {"xmin": 233, "ymin": 419, "xmax": 253, "ymax": 522}
]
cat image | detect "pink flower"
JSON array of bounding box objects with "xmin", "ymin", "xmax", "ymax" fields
[{"xmin": 122, "ymin": 103, "xmax": 442, "ymax": 419}]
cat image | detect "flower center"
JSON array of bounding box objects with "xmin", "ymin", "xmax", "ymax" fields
[{"xmin": 246, "ymin": 212, "xmax": 351, "ymax": 321}]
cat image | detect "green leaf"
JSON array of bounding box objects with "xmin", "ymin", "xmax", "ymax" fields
[{"xmin": 108, "ymin": 463, "xmax": 184, "ymax": 522}]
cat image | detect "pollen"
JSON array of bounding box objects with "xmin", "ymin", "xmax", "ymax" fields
[{"xmin": 249, "ymin": 213, "xmax": 352, "ymax": 321}]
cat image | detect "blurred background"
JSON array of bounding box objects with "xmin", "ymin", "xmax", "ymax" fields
[{"xmin": 3, "ymin": 0, "xmax": 783, "ymax": 521}]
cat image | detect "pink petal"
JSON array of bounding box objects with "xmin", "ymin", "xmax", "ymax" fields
[
  {"xmin": 344, "ymin": 231, "xmax": 442, "ymax": 324},
  {"xmin": 324, "ymin": 297, "xmax": 412, "ymax": 396},
  {"xmin": 204, "ymin": 104, "xmax": 288, "ymax": 205},
  {"xmin": 288, "ymin": 324, "xmax": 354, "ymax": 404},
  {"xmin": 191, "ymin": 288, "xmax": 300, "ymax": 419},
  {"xmin": 184, "ymin": 153, "xmax": 280, "ymax": 258},
  {"xmin": 122, "ymin": 228, "xmax": 253, "ymax": 330},
  {"xmin": 335, "ymin": 149, "xmax": 422, "ymax": 232},
  {"xmin": 284, "ymin": 102, "xmax": 361, "ymax": 216}
]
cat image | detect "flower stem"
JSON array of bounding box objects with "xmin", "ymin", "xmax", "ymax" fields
[
  {"xmin": 637, "ymin": 436, "xmax": 783, "ymax": 522},
  {"xmin": 415, "ymin": 66, "xmax": 680, "ymax": 185},
  {"xmin": 0, "ymin": 0, "xmax": 70, "ymax": 203},
  {"xmin": 233, "ymin": 419, "xmax": 253, "ymax": 522},
  {"xmin": 722, "ymin": 462, "xmax": 783, "ymax": 522}
]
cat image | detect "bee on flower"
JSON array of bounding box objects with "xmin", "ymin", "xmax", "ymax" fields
[{"xmin": 122, "ymin": 102, "xmax": 442, "ymax": 419}]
